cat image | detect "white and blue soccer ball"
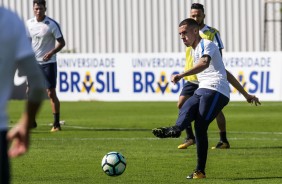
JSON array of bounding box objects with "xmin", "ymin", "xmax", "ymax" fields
[{"xmin": 101, "ymin": 151, "xmax": 126, "ymax": 176}]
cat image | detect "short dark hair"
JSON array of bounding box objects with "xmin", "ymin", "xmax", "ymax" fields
[
  {"xmin": 179, "ymin": 18, "xmax": 199, "ymax": 28},
  {"xmin": 191, "ymin": 3, "xmax": 204, "ymax": 13},
  {"xmin": 33, "ymin": 0, "xmax": 46, "ymax": 7}
]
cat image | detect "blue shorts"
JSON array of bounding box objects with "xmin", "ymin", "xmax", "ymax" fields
[
  {"xmin": 39, "ymin": 63, "xmax": 57, "ymax": 89},
  {"xmin": 176, "ymin": 88, "xmax": 230, "ymax": 129},
  {"xmin": 180, "ymin": 81, "xmax": 199, "ymax": 96}
]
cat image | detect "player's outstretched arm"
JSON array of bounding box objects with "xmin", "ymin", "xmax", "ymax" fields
[{"xmin": 226, "ymin": 70, "xmax": 261, "ymax": 106}]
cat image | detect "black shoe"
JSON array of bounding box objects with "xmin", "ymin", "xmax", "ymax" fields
[
  {"xmin": 152, "ymin": 126, "xmax": 181, "ymax": 138},
  {"xmin": 211, "ymin": 141, "xmax": 230, "ymax": 149}
]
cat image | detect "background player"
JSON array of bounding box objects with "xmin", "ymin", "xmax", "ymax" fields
[{"xmin": 26, "ymin": 0, "xmax": 65, "ymax": 132}]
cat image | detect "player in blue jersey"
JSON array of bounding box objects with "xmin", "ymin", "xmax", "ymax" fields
[
  {"xmin": 152, "ymin": 18, "xmax": 260, "ymax": 179},
  {"xmin": 0, "ymin": 7, "xmax": 45, "ymax": 184},
  {"xmin": 26, "ymin": 0, "xmax": 66, "ymax": 132}
]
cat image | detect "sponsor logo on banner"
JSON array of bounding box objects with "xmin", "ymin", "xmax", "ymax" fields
[
  {"xmin": 224, "ymin": 55, "xmax": 274, "ymax": 95},
  {"xmin": 132, "ymin": 71, "xmax": 184, "ymax": 94},
  {"xmin": 59, "ymin": 71, "xmax": 119, "ymax": 93},
  {"xmin": 131, "ymin": 56, "xmax": 185, "ymax": 94},
  {"xmin": 58, "ymin": 56, "xmax": 120, "ymax": 94}
]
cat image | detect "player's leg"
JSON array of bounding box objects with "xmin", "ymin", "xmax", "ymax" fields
[
  {"xmin": 213, "ymin": 111, "xmax": 230, "ymax": 149},
  {"xmin": 0, "ymin": 130, "xmax": 10, "ymax": 184},
  {"xmin": 177, "ymin": 95, "xmax": 195, "ymax": 149},
  {"xmin": 175, "ymin": 94, "xmax": 199, "ymax": 131},
  {"xmin": 41, "ymin": 63, "xmax": 61, "ymax": 132},
  {"xmin": 177, "ymin": 82, "xmax": 198, "ymax": 149},
  {"xmin": 187, "ymin": 89, "xmax": 229, "ymax": 179},
  {"xmin": 177, "ymin": 95, "xmax": 189, "ymax": 109},
  {"xmin": 189, "ymin": 118, "xmax": 208, "ymax": 179},
  {"xmin": 152, "ymin": 94, "xmax": 199, "ymax": 138},
  {"xmin": 25, "ymin": 84, "xmax": 37, "ymax": 129},
  {"xmin": 47, "ymin": 88, "xmax": 61, "ymax": 131}
]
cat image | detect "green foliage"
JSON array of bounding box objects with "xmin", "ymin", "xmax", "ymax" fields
[{"xmin": 8, "ymin": 101, "xmax": 282, "ymax": 184}]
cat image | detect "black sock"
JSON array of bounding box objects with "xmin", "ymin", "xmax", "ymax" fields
[
  {"xmin": 220, "ymin": 132, "xmax": 228, "ymax": 143},
  {"xmin": 53, "ymin": 113, "xmax": 60, "ymax": 126},
  {"xmin": 185, "ymin": 126, "xmax": 195, "ymax": 140}
]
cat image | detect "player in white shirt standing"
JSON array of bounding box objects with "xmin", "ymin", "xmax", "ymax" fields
[
  {"xmin": 0, "ymin": 7, "xmax": 45, "ymax": 184},
  {"xmin": 152, "ymin": 18, "xmax": 260, "ymax": 179},
  {"xmin": 26, "ymin": 0, "xmax": 65, "ymax": 132}
]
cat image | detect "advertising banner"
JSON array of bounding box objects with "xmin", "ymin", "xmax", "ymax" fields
[
  {"xmin": 57, "ymin": 53, "xmax": 186, "ymax": 101},
  {"xmin": 11, "ymin": 52, "xmax": 282, "ymax": 101},
  {"xmin": 224, "ymin": 52, "xmax": 281, "ymax": 101},
  {"xmin": 56, "ymin": 52, "xmax": 281, "ymax": 101}
]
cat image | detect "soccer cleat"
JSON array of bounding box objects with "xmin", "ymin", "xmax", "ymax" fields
[
  {"xmin": 50, "ymin": 126, "xmax": 62, "ymax": 132},
  {"xmin": 211, "ymin": 141, "xmax": 230, "ymax": 149},
  {"xmin": 152, "ymin": 126, "xmax": 181, "ymax": 138},
  {"xmin": 187, "ymin": 170, "xmax": 206, "ymax": 179},
  {"xmin": 177, "ymin": 138, "xmax": 196, "ymax": 149}
]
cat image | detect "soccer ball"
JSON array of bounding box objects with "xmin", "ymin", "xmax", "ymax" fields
[{"xmin": 101, "ymin": 151, "xmax": 126, "ymax": 176}]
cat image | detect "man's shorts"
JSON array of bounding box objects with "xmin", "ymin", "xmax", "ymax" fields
[
  {"xmin": 180, "ymin": 81, "xmax": 199, "ymax": 96},
  {"xmin": 39, "ymin": 62, "xmax": 57, "ymax": 89}
]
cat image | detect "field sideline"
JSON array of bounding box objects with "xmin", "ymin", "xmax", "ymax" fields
[{"xmin": 8, "ymin": 100, "xmax": 282, "ymax": 184}]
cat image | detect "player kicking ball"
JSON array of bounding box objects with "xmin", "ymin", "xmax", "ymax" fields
[{"xmin": 152, "ymin": 18, "xmax": 260, "ymax": 179}]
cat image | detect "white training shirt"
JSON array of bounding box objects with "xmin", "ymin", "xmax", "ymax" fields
[
  {"xmin": 0, "ymin": 8, "xmax": 35, "ymax": 130},
  {"xmin": 193, "ymin": 39, "xmax": 230, "ymax": 99},
  {"xmin": 26, "ymin": 16, "xmax": 63, "ymax": 64},
  {"xmin": 200, "ymin": 25, "xmax": 224, "ymax": 50}
]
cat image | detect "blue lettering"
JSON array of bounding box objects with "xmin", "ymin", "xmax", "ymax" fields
[
  {"xmin": 266, "ymin": 72, "xmax": 273, "ymax": 93},
  {"xmin": 96, "ymin": 72, "xmax": 119, "ymax": 93},
  {"xmin": 107, "ymin": 72, "xmax": 110, "ymax": 92},
  {"xmin": 71, "ymin": 72, "xmax": 80, "ymax": 92},
  {"xmin": 59, "ymin": 72, "xmax": 69, "ymax": 92},
  {"xmin": 249, "ymin": 71, "xmax": 274, "ymax": 93},
  {"xmin": 133, "ymin": 72, "xmax": 143, "ymax": 92},
  {"xmin": 145, "ymin": 72, "xmax": 155, "ymax": 92},
  {"xmin": 260, "ymin": 71, "xmax": 264, "ymax": 93},
  {"xmin": 249, "ymin": 72, "xmax": 258, "ymax": 93},
  {"xmin": 96, "ymin": 71, "xmax": 104, "ymax": 93},
  {"xmin": 111, "ymin": 72, "xmax": 119, "ymax": 93}
]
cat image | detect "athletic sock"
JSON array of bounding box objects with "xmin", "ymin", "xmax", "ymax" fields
[
  {"xmin": 219, "ymin": 131, "xmax": 228, "ymax": 143},
  {"xmin": 53, "ymin": 113, "xmax": 60, "ymax": 127},
  {"xmin": 186, "ymin": 126, "xmax": 195, "ymax": 140}
]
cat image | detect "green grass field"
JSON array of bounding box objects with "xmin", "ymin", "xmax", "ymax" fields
[{"xmin": 7, "ymin": 100, "xmax": 282, "ymax": 184}]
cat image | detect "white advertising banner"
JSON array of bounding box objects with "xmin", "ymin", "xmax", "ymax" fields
[
  {"xmin": 57, "ymin": 53, "xmax": 186, "ymax": 101},
  {"xmin": 56, "ymin": 52, "xmax": 282, "ymax": 101},
  {"xmin": 224, "ymin": 52, "xmax": 281, "ymax": 101}
]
